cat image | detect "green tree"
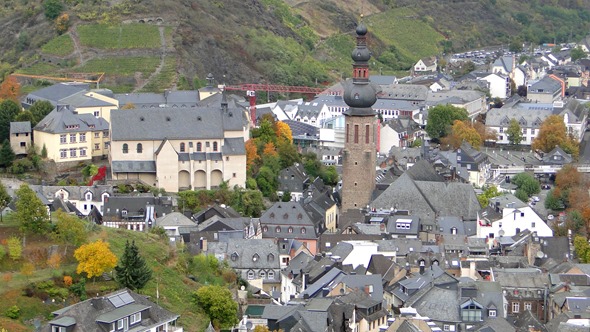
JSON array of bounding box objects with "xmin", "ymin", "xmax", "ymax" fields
[
  {"xmin": 320, "ymin": 165, "xmax": 339, "ymax": 186},
  {"xmin": 114, "ymin": 240, "xmax": 152, "ymax": 292},
  {"xmin": 545, "ymin": 189, "xmax": 565, "ymax": 210},
  {"xmin": 574, "ymin": 235, "xmax": 590, "ymax": 263},
  {"xmin": 511, "ymin": 172, "xmax": 540, "ymax": 198},
  {"xmin": 506, "ymin": 119, "xmax": 523, "ymax": 145},
  {"xmin": 235, "ymin": 189, "xmax": 265, "ymax": 217},
  {"xmin": 28, "ymin": 100, "xmax": 54, "ymax": 126},
  {"xmin": 14, "ymin": 110, "xmax": 34, "ymax": 123},
  {"xmin": 51, "ymin": 210, "xmax": 88, "ymax": 255},
  {"xmin": 425, "ymin": 104, "xmax": 469, "ymax": 140},
  {"xmin": 0, "ymin": 140, "xmax": 16, "ymax": 167},
  {"xmin": 256, "ymin": 166, "xmax": 278, "ymax": 197},
  {"xmin": 509, "ymin": 39, "xmax": 523, "ymax": 53},
  {"xmin": 192, "ymin": 285, "xmax": 238, "ymax": 329},
  {"xmin": 41, "ymin": 144, "xmax": 48, "ymax": 158},
  {"xmin": 0, "ymin": 182, "xmax": 10, "ymax": 223},
  {"xmin": 43, "ymin": 0, "xmax": 64, "ymax": 20},
  {"xmin": 570, "ymin": 47, "xmax": 586, "ymax": 62},
  {"xmin": 15, "ymin": 184, "xmax": 50, "ymax": 235},
  {"xmin": 281, "ymin": 190, "xmax": 292, "ymax": 202},
  {"xmin": 477, "ymin": 185, "xmax": 501, "ymax": 207},
  {"xmin": 514, "ymin": 188, "xmax": 529, "ymax": 202},
  {"xmin": 0, "ymin": 99, "xmax": 21, "ymax": 141}
]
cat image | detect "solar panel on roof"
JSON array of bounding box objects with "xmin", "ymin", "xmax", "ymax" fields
[
  {"xmin": 119, "ymin": 292, "xmax": 135, "ymax": 305},
  {"xmin": 108, "ymin": 295, "xmax": 125, "ymax": 308}
]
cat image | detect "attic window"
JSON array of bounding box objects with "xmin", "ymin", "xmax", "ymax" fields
[
  {"xmin": 270, "ymin": 213, "xmax": 275, "ymax": 218},
  {"xmin": 140, "ymin": 116, "xmax": 144, "ymax": 121},
  {"xmin": 231, "ymin": 252, "xmax": 238, "ymax": 261},
  {"xmin": 166, "ymin": 116, "xmax": 171, "ymax": 121},
  {"xmin": 197, "ymin": 116, "xmax": 202, "ymax": 121},
  {"xmin": 283, "ymin": 213, "xmax": 288, "ymax": 219},
  {"xmin": 268, "ymin": 254, "xmax": 274, "ymax": 262},
  {"xmin": 301, "ymin": 228, "xmax": 306, "ymax": 234},
  {"xmin": 275, "ymin": 226, "xmax": 281, "ymax": 233},
  {"xmin": 252, "ymin": 253, "xmax": 259, "ymax": 262}
]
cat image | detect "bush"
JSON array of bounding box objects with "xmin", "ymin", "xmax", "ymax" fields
[
  {"xmin": 43, "ymin": 0, "xmax": 63, "ymax": 20},
  {"xmin": 0, "ymin": 245, "xmax": 5, "ymax": 260},
  {"xmin": 7, "ymin": 236, "xmax": 22, "ymax": 260},
  {"xmin": 5, "ymin": 305, "xmax": 20, "ymax": 319},
  {"xmin": 70, "ymin": 278, "xmax": 86, "ymax": 300}
]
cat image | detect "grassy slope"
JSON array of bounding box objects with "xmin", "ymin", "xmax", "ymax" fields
[{"xmin": 0, "ymin": 223, "xmax": 208, "ymax": 332}]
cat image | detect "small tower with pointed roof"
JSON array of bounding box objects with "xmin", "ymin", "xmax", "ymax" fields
[{"xmin": 341, "ymin": 17, "xmax": 379, "ymax": 212}]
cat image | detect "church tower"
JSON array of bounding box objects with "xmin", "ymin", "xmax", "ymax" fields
[{"xmin": 341, "ymin": 18, "xmax": 379, "ymax": 212}]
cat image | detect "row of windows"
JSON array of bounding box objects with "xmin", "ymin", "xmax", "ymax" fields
[
  {"xmin": 247, "ymin": 270, "xmax": 276, "ymax": 280},
  {"xmin": 262, "ymin": 226, "xmax": 306, "ymax": 234},
  {"xmin": 59, "ymin": 132, "xmax": 108, "ymax": 144},
  {"xmin": 60, "ymin": 148, "xmax": 87, "ymax": 159},
  {"xmin": 511, "ymin": 301, "xmax": 532, "ymax": 313},
  {"xmin": 498, "ymin": 127, "xmax": 537, "ymax": 135},
  {"xmin": 122, "ymin": 142, "xmax": 219, "ymax": 154},
  {"xmin": 345, "ymin": 124, "xmax": 373, "ymax": 144}
]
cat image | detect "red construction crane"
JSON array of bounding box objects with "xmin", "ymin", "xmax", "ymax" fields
[{"xmin": 223, "ymin": 83, "xmax": 327, "ymax": 124}]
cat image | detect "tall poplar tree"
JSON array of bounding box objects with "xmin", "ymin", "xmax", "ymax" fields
[{"xmin": 115, "ymin": 240, "xmax": 152, "ymax": 291}]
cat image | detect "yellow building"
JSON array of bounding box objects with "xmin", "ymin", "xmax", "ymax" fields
[
  {"xmin": 109, "ymin": 96, "xmax": 248, "ymax": 192},
  {"xmin": 34, "ymin": 105, "xmax": 109, "ymax": 165}
]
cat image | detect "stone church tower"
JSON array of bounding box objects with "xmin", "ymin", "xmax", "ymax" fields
[{"xmin": 341, "ymin": 19, "xmax": 379, "ymax": 212}]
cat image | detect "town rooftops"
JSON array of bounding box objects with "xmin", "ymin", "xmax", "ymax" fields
[
  {"xmin": 34, "ymin": 105, "xmax": 109, "ymax": 134},
  {"xmin": 10, "ymin": 121, "xmax": 31, "ymax": 134}
]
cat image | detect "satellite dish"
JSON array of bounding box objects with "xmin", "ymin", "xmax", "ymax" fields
[
  {"xmin": 498, "ymin": 230, "xmax": 505, "ymax": 237},
  {"xmin": 537, "ymin": 251, "xmax": 545, "ymax": 259}
]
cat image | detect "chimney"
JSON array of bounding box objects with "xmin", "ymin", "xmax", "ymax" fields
[{"xmin": 419, "ymin": 260, "xmax": 425, "ymax": 275}]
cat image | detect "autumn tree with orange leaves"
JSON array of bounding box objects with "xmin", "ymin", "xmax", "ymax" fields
[
  {"xmin": 0, "ymin": 76, "xmax": 20, "ymax": 101},
  {"xmin": 441, "ymin": 120, "xmax": 482, "ymax": 150},
  {"xmin": 549, "ymin": 165, "xmax": 590, "ymax": 237},
  {"xmin": 74, "ymin": 240, "xmax": 117, "ymax": 280},
  {"xmin": 532, "ymin": 115, "xmax": 579, "ymax": 159}
]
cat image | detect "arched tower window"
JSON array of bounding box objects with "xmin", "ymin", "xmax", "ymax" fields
[
  {"xmin": 197, "ymin": 142, "xmax": 202, "ymax": 151},
  {"xmin": 180, "ymin": 142, "xmax": 185, "ymax": 152},
  {"xmin": 136, "ymin": 143, "xmax": 143, "ymax": 153},
  {"xmin": 213, "ymin": 142, "xmax": 218, "ymax": 152},
  {"xmin": 365, "ymin": 124, "xmax": 370, "ymax": 144},
  {"xmin": 122, "ymin": 143, "xmax": 128, "ymax": 154},
  {"xmin": 354, "ymin": 125, "xmax": 359, "ymax": 143}
]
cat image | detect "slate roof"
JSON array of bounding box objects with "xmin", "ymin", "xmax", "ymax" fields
[
  {"xmin": 43, "ymin": 289, "xmax": 179, "ymax": 332},
  {"xmin": 33, "ymin": 184, "xmax": 113, "ymax": 203},
  {"xmin": 485, "ymin": 103, "xmax": 555, "ymax": 128},
  {"xmin": 25, "ymin": 83, "xmax": 89, "ymax": 106},
  {"xmin": 10, "ymin": 121, "xmax": 31, "ymax": 134},
  {"xmin": 34, "ymin": 105, "xmax": 109, "ymax": 134},
  {"xmin": 371, "ymin": 161, "xmax": 480, "ymax": 222},
  {"xmin": 529, "ymin": 75, "xmax": 562, "ymax": 94},
  {"xmin": 260, "ymin": 202, "xmax": 317, "ymax": 239},
  {"xmin": 110, "ymin": 107, "xmax": 245, "ymax": 141},
  {"xmin": 492, "ymin": 55, "xmax": 515, "ymax": 73},
  {"xmin": 380, "ymin": 84, "xmax": 429, "ymax": 101},
  {"xmin": 103, "ymin": 195, "xmax": 173, "ymax": 219},
  {"xmin": 278, "ymin": 163, "xmax": 308, "ymax": 193},
  {"xmin": 155, "ymin": 212, "xmax": 196, "ymax": 228},
  {"xmin": 411, "ymin": 284, "xmax": 461, "ymax": 323},
  {"xmin": 207, "ymin": 238, "xmax": 280, "ymax": 272},
  {"xmin": 111, "ymin": 161, "xmax": 157, "ymax": 173}
]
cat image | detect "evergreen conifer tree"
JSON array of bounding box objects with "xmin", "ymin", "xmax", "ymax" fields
[
  {"xmin": 114, "ymin": 240, "xmax": 152, "ymax": 291},
  {"xmin": 0, "ymin": 139, "xmax": 15, "ymax": 168}
]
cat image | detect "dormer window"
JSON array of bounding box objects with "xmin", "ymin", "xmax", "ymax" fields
[
  {"xmin": 85, "ymin": 192, "xmax": 92, "ymax": 201},
  {"xmin": 301, "ymin": 228, "xmax": 306, "ymax": 234},
  {"xmin": 231, "ymin": 252, "xmax": 238, "ymax": 261},
  {"xmin": 252, "ymin": 253, "xmax": 259, "ymax": 262},
  {"xmin": 268, "ymin": 254, "xmax": 274, "ymax": 262},
  {"xmin": 121, "ymin": 209, "xmax": 128, "ymax": 216},
  {"xmin": 488, "ymin": 309, "xmax": 496, "ymax": 317}
]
